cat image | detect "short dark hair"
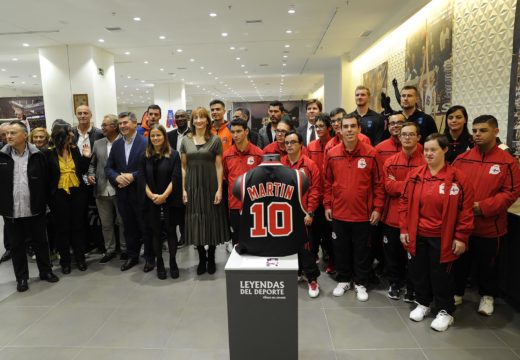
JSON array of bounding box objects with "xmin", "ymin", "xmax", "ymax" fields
[
  {"xmin": 284, "ymin": 130, "xmax": 303, "ymax": 143},
  {"xmin": 230, "ymin": 118, "xmax": 248, "ymax": 130},
  {"xmin": 329, "ymin": 107, "xmax": 347, "ymax": 117},
  {"xmin": 210, "ymin": 99, "xmax": 225, "ymax": 108},
  {"xmin": 343, "ymin": 112, "xmax": 360, "ymax": 126},
  {"xmin": 147, "ymin": 104, "xmax": 162, "ymax": 116},
  {"xmin": 472, "ymin": 114, "xmax": 499, "ymax": 128},
  {"xmin": 306, "ymin": 99, "xmax": 323, "ymax": 112},
  {"xmin": 269, "ymin": 101, "xmax": 285, "ymax": 112},
  {"xmin": 235, "ymin": 107, "xmax": 250, "ymax": 120},
  {"xmin": 314, "ymin": 114, "xmax": 332, "ymax": 128},
  {"xmin": 8, "ymin": 120, "xmax": 28, "ymax": 134},
  {"xmin": 401, "ymin": 121, "xmax": 421, "ymax": 135},
  {"xmin": 277, "ymin": 119, "xmax": 295, "ymax": 131},
  {"xmin": 424, "ymin": 133, "xmax": 449, "ymax": 149},
  {"xmin": 118, "ymin": 111, "xmax": 137, "ymax": 122},
  {"xmin": 401, "ymin": 85, "xmax": 419, "ymax": 96}
]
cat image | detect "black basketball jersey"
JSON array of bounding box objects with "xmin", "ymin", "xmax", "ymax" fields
[{"xmin": 237, "ymin": 162, "xmax": 308, "ymax": 256}]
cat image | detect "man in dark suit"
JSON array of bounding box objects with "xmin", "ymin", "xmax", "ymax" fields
[
  {"xmin": 105, "ymin": 112, "xmax": 153, "ymax": 272},
  {"xmin": 88, "ymin": 114, "xmax": 125, "ymax": 264},
  {"xmin": 258, "ymin": 101, "xmax": 284, "ymax": 149},
  {"xmin": 297, "ymin": 99, "xmax": 322, "ymax": 146}
]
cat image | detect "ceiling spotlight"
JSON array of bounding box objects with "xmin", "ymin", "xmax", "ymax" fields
[
  {"xmin": 22, "ymin": 43, "xmax": 30, "ymax": 47},
  {"xmin": 284, "ymin": 44, "xmax": 290, "ymax": 48},
  {"xmin": 214, "ymin": 77, "xmax": 219, "ymax": 80},
  {"xmin": 221, "ymin": 32, "xmax": 228, "ymax": 37},
  {"xmin": 283, "ymin": 55, "xmax": 288, "ymax": 58},
  {"xmin": 209, "ymin": 12, "xmax": 217, "ymax": 17},
  {"xmin": 240, "ymin": 64, "xmax": 245, "ymax": 68},
  {"xmin": 235, "ymin": 57, "xmax": 241, "ymax": 60},
  {"xmin": 159, "ymin": 35, "xmax": 166, "ymax": 40},
  {"xmin": 282, "ymin": 63, "xmax": 287, "ymax": 66},
  {"xmin": 1, "ymin": 69, "xmax": 6, "ymax": 72},
  {"xmin": 160, "ymin": 68, "xmax": 164, "ymax": 71},
  {"xmin": 208, "ymin": 72, "xmax": 212, "ymax": 75},
  {"xmin": 12, "ymin": 58, "xmax": 18, "ymax": 61},
  {"xmin": 244, "ymin": 71, "xmax": 248, "ymax": 74},
  {"xmin": 200, "ymin": 66, "xmax": 205, "ymax": 70},
  {"xmin": 98, "ymin": 38, "xmax": 105, "ymax": 43},
  {"xmin": 229, "ymin": 46, "xmax": 235, "ymax": 50},
  {"xmin": 189, "ymin": 58, "xmax": 195, "ymax": 62},
  {"xmin": 288, "ymin": 8, "xmax": 296, "ymax": 14},
  {"xmin": 176, "ymin": 48, "xmax": 183, "ymax": 53},
  {"xmin": 285, "ymin": 30, "xmax": 292, "ymax": 34},
  {"xmin": 143, "ymin": 60, "xmax": 149, "ymax": 64},
  {"xmin": 133, "ymin": 17, "xmax": 141, "ymax": 21},
  {"xmin": 127, "ymin": 75, "xmax": 131, "ymax": 79},
  {"xmin": 124, "ymin": 51, "xmax": 131, "ymax": 55},
  {"xmin": 32, "ymin": 74, "xmax": 37, "ymax": 78},
  {"xmin": 124, "ymin": 85, "xmax": 128, "ymax": 88}
]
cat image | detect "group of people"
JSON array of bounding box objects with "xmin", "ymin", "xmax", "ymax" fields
[{"xmin": 0, "ymin": 84, "xmax": 519, "ymax": 333}]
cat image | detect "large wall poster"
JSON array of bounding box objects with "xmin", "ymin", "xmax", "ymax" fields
[
  {"xmin": 232, "ymin": 100, "xmax": 303, "ymax": 132},
  {"xmin": 0, "ymin": 96, "xmax": 46, "ymax": 129},
  {"xmin": 405, "ymin": 0, "xmax": 453, "ymax": 123},
  {"xmin": 363, "ymin": 62, "xmax": 388, "ymax": 113}
]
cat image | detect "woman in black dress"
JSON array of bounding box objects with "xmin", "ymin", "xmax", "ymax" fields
[
  {"xmin": 443, "ymin": 105, "xmax": 473, "ymax": 163},
  {"xmin": 142, "ymin": 124, "xmax": 182, "ymax": 279}
]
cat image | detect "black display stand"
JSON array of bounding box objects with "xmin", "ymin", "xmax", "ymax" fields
[{"xmin": 225, "ymin": 248, "xmax": 298, "ymax": 360}]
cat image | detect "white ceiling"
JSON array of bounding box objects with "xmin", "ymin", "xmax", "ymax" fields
[{"xmin": 0, "ymin": 0, "xmax": 430, "ymax": 107}]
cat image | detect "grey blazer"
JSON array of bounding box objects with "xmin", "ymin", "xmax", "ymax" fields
[{"xmin": 88, "ymin": 136, "xmax": 119, "ymax": 197}]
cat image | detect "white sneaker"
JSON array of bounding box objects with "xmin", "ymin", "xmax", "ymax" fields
[
  {"xmin": 431, "ymin": 310, "xmax": 454, "ymax": 331},
  {"xmin": 332, "ymin": 282, "xmax": 351, "ymax": 297},
  {"xmin": 409, "ymin": 304, "xmax": 430, "ymax": 322},
  {"xmin": 355, "ymin": 285, "xmax": 368, "ymax": 302},
  {"xmin": 308, "ymin": 281, "xmax": 320, "ymax": 298},
  {"xmin": 454, "ymin": 295, "xmax": 463, "ymax": 306},
  {"xmin": 226, "ymin": 242, "xmax": 233, "ymax": 253},
  {"xmin": 478, "ymin": 296, "xmax": 494, "ymax": 316}
]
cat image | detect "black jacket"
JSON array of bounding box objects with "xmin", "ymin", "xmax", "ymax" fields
[
  {"xmin": 0, "ymin": 143, "xmax": 49, "ymax": 217},
  {"xmin": 167, "ymin": 128, "xmax": 190, "ymax": 150},
  {"xmin": 406, "ymin": 109, "xmax": 438, "ymax": 144},
  {"xmin": 141, "ymin": 148, "xmax": 182, "ymax": 209},
  {"xmin": 355, "ymin": 109, "xmax": 386, "ymax": 146},
  {"xmin": 45, "ymin": 145, "xmax": 90, "ymax": 196}
]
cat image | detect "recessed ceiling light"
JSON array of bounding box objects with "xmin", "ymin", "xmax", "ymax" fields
[
  {"xmin": 288, "ymin": 8, "xmax": 296, "ymax": 14},
  {"xmin": 283, "ymin": 55, "xmax": 288, "ymax": 58},
  {"xmin": 127, "ymin": 75, "xmax": 131, "ymax": 79},
  {"xmin": 209, "ymin": 12, "xmax": 217, "ymax": 17},
  {"xmin": 21, "ymin": 81, "xmax": 26, "ymax": 84},
  {"xmin": 285, "ymin": 30, "xmax": 292, "ymax": 34},
  {"xmin": 240, "ymin": 64, "xmax": 245, "ymax": 68},
  {"xmin": 202, "ymin": 88, "xmax": 206, "ymax": 91},
  {"xmin": 32, "ymin": 74, "xmax": 37, "ymax": 78},
  {"xmin": 189, "ymin": 58, "xmax": 195, "ymax": 62},
  {"xmin": 200, "ymin": 66, "xmax": 205, "ymax": 70},
  {"xmin": 98, "ymin": 38, "xmax": 105, "ymax": 43},
  {"xmin": 244, "ymin": 71, "xmax": 248, "ymax": 74},
  {"xmin": 1, "ymin": 69, "xmax": 6, "ymax": 72},
  {"xmin": 282, "ymin": 63, "xmax": 287, "ymax": 66},
  {"xmin": 160, "ymin": 68, "xmax": 164, "ymax": 71},
  {"xmin": 159, "ymin": 35, "xmax": 166, "ymax": 40},
  {"xmin": 284, "ymin": 44, "xmax": 290, "ymax": 48},
  {"xmin": 229, "ymin": 46, "xmax": 235, "ymax": 50},
  {"xmin": 12, "ymin": 58, "xmax": 18, "ymax": 61},
  {"xmin": 208, "ymin": 72, "xmax": 212, "ymax": 75},
  {"xmin": 176, "ymin": 48, "xmax": 183, "ymax": 53},
  {"xmin": 124, "ymin": 51, "xmax": 131, "ymax": 55},
  {"xmin": 22, "ymin": 43, "xmax": 30, "ymax": 47},
  {"xmin": 144, "ymin": 60, "xmax": 149, "ymax": 64},
  {"xmin": 235, "ymin": 57, "xmax": 241, "ymax": 61},
  {"xmin": 196, "ymin": 85, "xmax": 200, "ymax": 88},
  {"xmin": 221, "ymin": 32, "xmax": 228, "ymax": 37},
  {"xmin": 133, "ymin": 17, "xmax": 141, "ymax": 21}
]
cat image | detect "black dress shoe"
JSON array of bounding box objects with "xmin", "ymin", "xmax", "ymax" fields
[
  {"xmin": 77, "ymin": 261, "xmax": 88, "ymax": 271},
  {"xmin": 17, "ymin": 279, "xmax": 28, "ymax": 292},
  {"xmin": 99, "ymin": 252, "xmax": 116, "ymax": 264},
  {"xmin": 170, "ymin": 266, "xmax": 180, "ymax": 279},
  {"xmin": 119, "ymin": 252, "xmax": 128, "ymax": 261},
  {"xmin": 0, "ymin": 250, "xmax": 12, "ymax": 263},
  {"xmin": 121, "ymin": 258, "xmax": 138, "ymax": 271},
  {"xmin": 143, "ymin": 260, "xmax": 155, "ymax": 273},
  {"xmin": 39, "ymin": 272, "xmax": 59, "ymax": 283},
  {"xmin": 61, "ymin": 265, "xmax": 71, "ymax": 274}
]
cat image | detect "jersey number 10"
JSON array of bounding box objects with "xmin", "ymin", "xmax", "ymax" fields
[{"xmin": 250, "ymin": 202, "xmax": 293, "ymax": 237}]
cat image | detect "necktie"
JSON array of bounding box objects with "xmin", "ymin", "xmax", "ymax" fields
[{"xmin": 309, "ymin": 125, "xmax": 316, "ymax": 142}]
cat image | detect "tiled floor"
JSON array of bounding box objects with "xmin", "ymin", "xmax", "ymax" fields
[{"xmin": 0, "ymin": 230, "xmax": 519, "ymax": 359}]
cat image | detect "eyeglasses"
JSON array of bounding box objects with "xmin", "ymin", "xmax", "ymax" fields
[
  {"xmin": 331, "ymin": 119, "xmax": 342, "ymax": 124},
  {"xmin": 275, "ymin": 130, "xmax": 288, "ymax": 134},
  {"xmin": 388, "ymin": 121, "xmax": 404, "ymax": 127},
  {"xmin": 315, "ymin": 125, "xmax": 327, "ymax": 129},
  {"xmin": 284, "ymin": 140, "xmax": 300, "ymax": 146},
  {"xmin": 400, "ymin": 132, "xmax": 417, "ymax": 138}
]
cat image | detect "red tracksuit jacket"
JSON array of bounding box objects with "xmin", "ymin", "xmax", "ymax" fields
[
  {"xmin": 263, "ymin": 141, "xmax": 309, "ymax": 157},
  {"xmin": 324, "ymin": 133, "xmax": 371, "ymax": 156},
  {"xmin": 382, "ymin": 147, "xmax": 425, "ymax": 228},
  {"xmin": 399, "ymin": 165, "xmax": 474, "ymax": 263},
  {"xmin": 223, "ymin": 142, "xmax": 263, "ymax": 209},
  {"xmin": 281, "ymin": 154, "xmax": 322, "ymax": 213},
  {"xmin": 307, "ymin": 136, "xmax": 331, "ymax": 172},
  {"xmin": 323, "ymin": 140, "xmax": 385, "ymax": 222},
  {"xmin": 452, "ymin": 145, "xmax": 520, "ymax": 238},
  {"xmin": 376, "ymin": 138, "xmax": 402, "ymax": 165}
]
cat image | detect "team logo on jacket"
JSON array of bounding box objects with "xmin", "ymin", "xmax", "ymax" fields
[
  {"xmin": 357, "ymin": 158, "xmax": 367, "ymax": 169},
  {"xmin": 247, "ymin": 156, "xmax": 255, "ymax": 165},
  {"xmin": 439, "ymin": 183, "xmax": 445, "ymax": 194},
  {"xmin": 449, "ymin": 183, "xmax": 459, "ymax": 195},
  {"xmin": 489, "ymin": 164, "xmax": 500, "ymax": 175},
  {"xmin": 331, "ymin": 232, "xmax": 337, "ymax": 239}
]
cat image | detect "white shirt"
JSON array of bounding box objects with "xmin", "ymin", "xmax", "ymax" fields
[
  {"xmin": 124, "ymin": 132, "xmax": 137, "ymax": 165},
  {"xmin": 306, "ymin": 122, "xmax": 317, "ymax": 145},
  {"xmin": 76, "ymin": 125, "xmax": 92, "ymax": 151},
  {"xmin": 11, "ymin": 145, "xmax": 32, "ymax": 218},
  {"xmin": 176, "ymin": 128, "xmax": 190, "ymax": 153}
]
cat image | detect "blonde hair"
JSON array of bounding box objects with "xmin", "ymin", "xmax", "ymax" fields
[{"xmin": 29, "ymin": 127, "xmax": 50, "ymax": 144}]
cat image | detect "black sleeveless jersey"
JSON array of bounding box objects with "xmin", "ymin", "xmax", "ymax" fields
[{"xmin": 237, "ymin": 162, "xmax": 308, "ymax": 256}]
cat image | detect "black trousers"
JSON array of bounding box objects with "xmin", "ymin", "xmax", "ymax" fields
[
  {"xmin": 299, "ymin": 240, "xmax": 320, "ymax": 282},
  {"xmin": 410, "ymin": 236, "xmax": 455, "ymax": 314},
  {"xmin": 229, "ymin": 209, "xmax": 241, "ymax": 246},
  {"xmin": 370, "ymin": 223, "xmax": 385, "ymax": 266},
  {"xmin": 3, "ymin": 225, "xmax": 10, "ymax": 251},
  {"xmin": 51, "ymin": 187, "xmax": 87, "ymax": 266},
  {"xmin": 4, "ymin": 214, "xmax": 52, "ymax": 281},
  {"xmin": 453, "ymin": 236, "xmax": 501, "ymax": 297},
  {"xmin": 148, "ymin": 205, "xmax": 178, "ymax": 265},
  {"xmin": 117, "ymin": 195, "xmax": 152, "ymax": 261},
  {"xmin": 310, "ymin": 205, "xmax": 333, "ymax": 260},
  {"xmin": 383, "ymin": 224, "xmax": 413, "ymax": 290},
  {"xmin": 332, "ymin": 220, "xmax": 371, "ymax": 286}
]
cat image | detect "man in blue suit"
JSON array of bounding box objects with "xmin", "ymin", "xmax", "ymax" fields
[{"xmin": 105, "ymin": 112, "xmax": 154, "ymax": 272}]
